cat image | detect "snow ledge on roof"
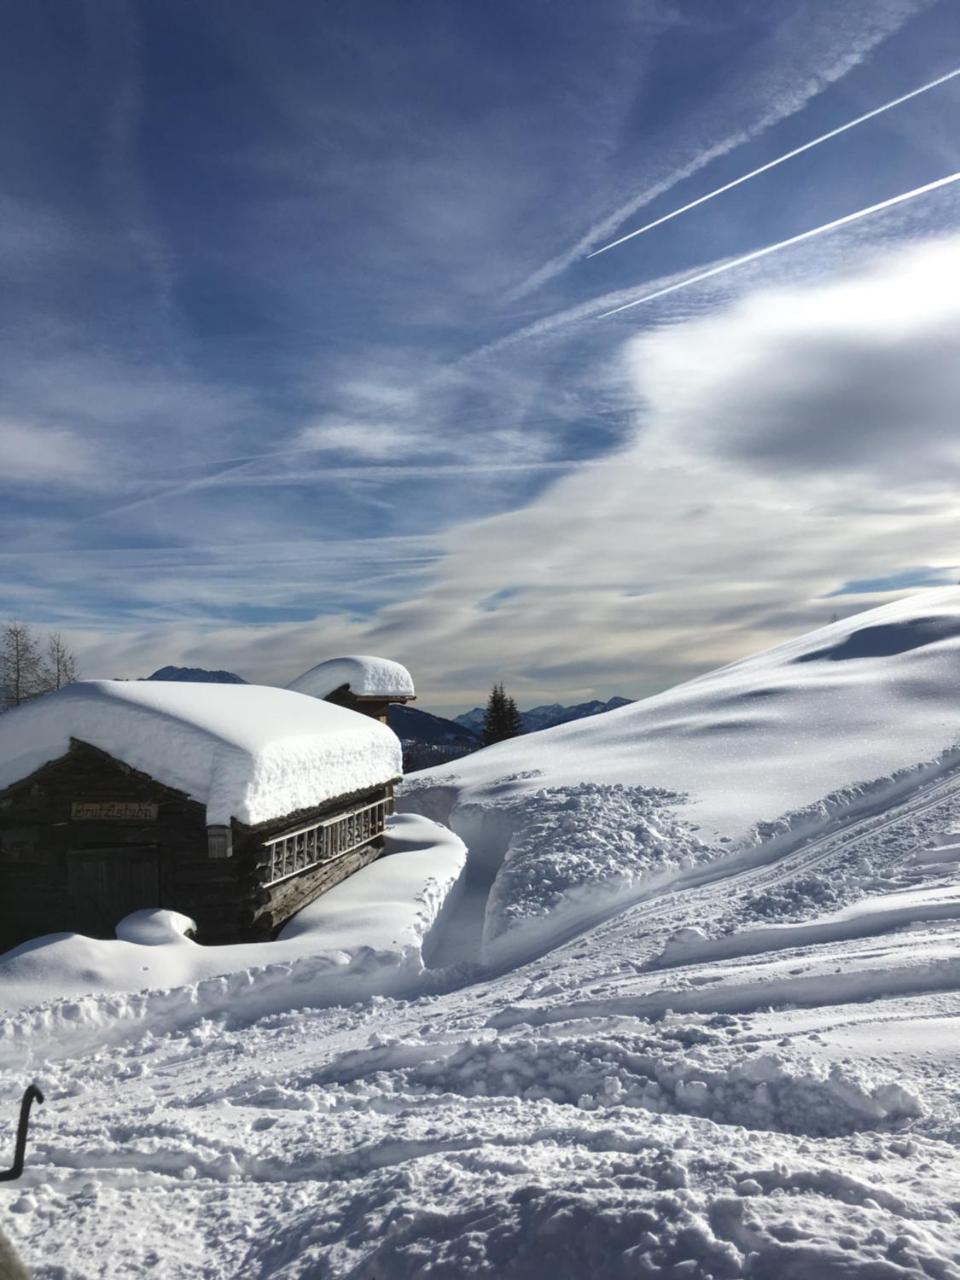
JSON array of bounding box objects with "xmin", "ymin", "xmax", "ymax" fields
[
  {"xmin": 286, "ymin": 655, "xmax": 415, "ymax": 701},
  {"xmin": 0, "ymin": 680, "xmax": 402, "ymax": 827}
]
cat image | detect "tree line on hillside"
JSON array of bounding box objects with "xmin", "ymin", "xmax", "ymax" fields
[{"xmin": 0, "ymin": 621, "xmax": 79, "ymax": 711}]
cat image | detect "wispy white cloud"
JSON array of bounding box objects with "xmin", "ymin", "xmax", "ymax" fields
[
  {"xmin": 82, "ymin": 0, "xmax": 178, "ymax": 333},
  {"xmin": 266, "ymin": 233, "xmax": 960, "ymax": 707},
  {"xmin": 0, "ymin": 419, "xmax": 98, "ymax": 486},
  {"xmin": 297, "ymin": 417, "xmax": 425, "ymax": 460},
  {"xmin": 509, "ymin": 0, "xmax": 936, "ymax": 298}
]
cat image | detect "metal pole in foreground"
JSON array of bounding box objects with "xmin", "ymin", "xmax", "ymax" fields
[{"xmin": 0, "ymin": 1086, "xmax": 44, "ymax": 1183}]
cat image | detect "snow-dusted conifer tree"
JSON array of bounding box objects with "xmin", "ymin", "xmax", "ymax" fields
[
  {"xmin": 503, "ymin": 692, "xmax": 523, "ymax": 739},
  {"xmin": 481, "ymin": 682, "xmax": 524, "ymax": 746}
]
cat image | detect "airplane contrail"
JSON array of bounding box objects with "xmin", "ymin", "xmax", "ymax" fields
[
  {"xmin": 589, "ymin": 66, "xmax": 960, "ymax": 259},
  {"xmin": 81, "ymin": 458, "xmax": 589, "ymax": 524},
  {"xmin": 596, "ymin": 169, "xmax": 960, "ymax": 320}
]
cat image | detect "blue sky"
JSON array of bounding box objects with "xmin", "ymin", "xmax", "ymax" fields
[{"xmin": 2, "ymin": 0, "xmax": 960, "ymax": 711}]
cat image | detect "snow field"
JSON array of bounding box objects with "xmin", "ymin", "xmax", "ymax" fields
[
  {"xmin": 385, "ymin": 1024, "xmax": 923, "ymax": 1136},
  {"xmin": 480, "ymin": 783, "xmax": 717, "ymax": 966},
  {"xmin": 410, "ymin": 589, "xmax": 960, "ymax": 879},
  {"xmin": 403, "ymin": 749, "xmax": 960, "ymax": 974},
  {"xmin": 405, "ymin": 677, "xmax": 960, "ymax": 977},
  {"xmin": 4, "ymin": 591, "xmax": 960, "ymax": 1276},
  {"xmin": 652, "ymin": 885, "xmax": 960, "ymax": 970},
  {"xmin": 4, "ymin": 904, "xmax": 960, "ymax": 1274},
  {"xmin": 4, "ymin": 975, "xmax": 960, "ymax": 1279},
  {"xmin": 6, "ymin": 785, "xmax": 960, "ymax": 1280}
]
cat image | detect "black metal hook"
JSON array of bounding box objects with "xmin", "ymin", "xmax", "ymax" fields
[{"xmin": 0, "ymin": 1085, "xmax": 44, "ymax": 1182}]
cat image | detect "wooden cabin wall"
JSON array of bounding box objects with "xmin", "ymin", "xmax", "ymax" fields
[
  {"xmin": 324, "ymin": 685, "xmax": 394, "ymax": 724},
  {"xmin": 1, "ymin": 748, "xmax": 398, "ymax": 951},
  {"xmin": 0, "ymin": 742, "xmax": 213, "ymax": 952}
]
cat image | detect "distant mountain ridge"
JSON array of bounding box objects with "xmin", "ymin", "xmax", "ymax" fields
[
  {"xmin": 390, "ymin": 698, "xmax": 631, "ymax": 773},
  {"xmin": 145, "ymin": 666, "xmax": 248, "ymax": 684},
  {"xmin": 388, "ymin": 704, "xmax": 479, "ymax": 750},
  {"xmin": 387, "ymin": 704, "xmax": 480, "ymax": 772},
  {"xmin": 455, "ymin": 696, "xmax": 632, "ymax": 736}
]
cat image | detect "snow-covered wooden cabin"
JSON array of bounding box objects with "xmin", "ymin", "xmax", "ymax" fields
[
  {"xmin": 287, "ymin": 655, "xmax": 415, "ymax": 724},
  {"xmin": 0, "ymin": 681, "xmax": 402, "ymax": 951}
]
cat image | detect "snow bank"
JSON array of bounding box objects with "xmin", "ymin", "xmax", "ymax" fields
[
  {"xmin": 0, "ymin": 680, "xmax": 401, "ymax": 825},
  {"xmin": 481, "ymin": 784, "xmax": 718, "ymax": 965},
  {"xmin": 0, "ymin": 815, "xmax": 465, "ymax": 1037},
  {"xmin": 404, "ymin": 1030, "xmax": 922, "ymax": 1137},
  {"xmin": 114, "ymin": 908, "xmax": 197, "ymax": 944},
  {"xmin": 277, "ymin": 813, "xmax": 465, "ymax": 956},
  {"xmin": 287, "ymin": 654, "xmax": 415, "ymax": 700}
]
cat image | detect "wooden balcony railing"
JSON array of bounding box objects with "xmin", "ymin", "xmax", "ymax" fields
[{"xmin": 262, "ymin": 797, "xmax": 389, "ymax": 887}]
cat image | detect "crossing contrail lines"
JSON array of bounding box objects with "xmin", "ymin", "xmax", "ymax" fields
[
  {"xmin": 588, "ymin": 66, "xmax": 960, "ymax": 259},
  {"xmin": 597, "ymin": 169, "xmax": 960, "ymax": 319}
]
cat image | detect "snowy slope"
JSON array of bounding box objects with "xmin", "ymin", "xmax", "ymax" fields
[
  {"xmin": 6, "ymin": 772, "xmax": 960, "ymax": 1278},
  {"xmin": 415, "ymin": 589, "xmax": 960, "ymax": 840},
  {"xmin": 0, "ymin": 680, "xmax": 401, "ymax": 825},
  {"xmin": 404, "ymin": 589, "xmax": 960, "ymax": 963},
  {"xmin": 4, "ymin": 592, "xmax": 960, "ymax": 1278}
]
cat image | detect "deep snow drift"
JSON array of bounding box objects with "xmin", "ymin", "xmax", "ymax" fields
[{"xmin": 3, "ymin": 590, "xmax": 960, "ymax": 1278}]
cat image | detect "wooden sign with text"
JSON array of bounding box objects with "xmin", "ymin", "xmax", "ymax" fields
[{"xmin": 71, "ymin": 801, "xmax": 159, "ymax": 821}]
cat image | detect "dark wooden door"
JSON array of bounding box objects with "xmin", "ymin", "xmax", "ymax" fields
[{"xmin": 67, "ymin": 847, "xmax": 161, "ymax": 937}]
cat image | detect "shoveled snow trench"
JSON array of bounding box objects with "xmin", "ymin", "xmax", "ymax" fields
[{"xmin": 411, "ymin": 753, "xmax": 960, "ymax": 980}]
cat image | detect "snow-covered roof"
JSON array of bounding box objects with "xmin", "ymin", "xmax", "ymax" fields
[
  {"xmin": 0, "ymin": 680, "xmax": 402, "ymax": 827},
  {"xmin": 287, "ymin": 655, "xmax": 415, "ymax": 701}
]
